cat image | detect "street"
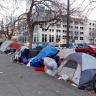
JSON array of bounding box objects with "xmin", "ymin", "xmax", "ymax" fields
[{"xmin": 0, "ymin": 53, "xmax": 94, "ymax": 96}]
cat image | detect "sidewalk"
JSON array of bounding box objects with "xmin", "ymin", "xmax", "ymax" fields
[{"xmin": 0, "ymin": 53, "xmax": 89, "ymax": 96}]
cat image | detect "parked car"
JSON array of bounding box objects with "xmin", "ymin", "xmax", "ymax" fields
[
  {"xmin": 53, "ymin": 43, "xmax": 78, "ymax": 49},
  {"xmin": 75, "ymin": 44, "xmax": 96, "ymax": 56}
]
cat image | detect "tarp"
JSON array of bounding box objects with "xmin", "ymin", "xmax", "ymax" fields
[{"xmin": 27, "ymin": 46, "xmax": 59, "ymax": 67}]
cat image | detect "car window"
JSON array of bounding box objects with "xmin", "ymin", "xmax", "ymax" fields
[
  {"xmin": 88, "ymin": 45, "xmax": 96, "ymax": 48},
  {"xmin": 77, "ymin": 44, "xmax": 89, "ymax": 48}
]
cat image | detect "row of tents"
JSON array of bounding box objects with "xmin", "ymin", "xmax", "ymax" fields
[{"xmin": 0, "ymin": 40, "xmax": 96, "ymax": 92}]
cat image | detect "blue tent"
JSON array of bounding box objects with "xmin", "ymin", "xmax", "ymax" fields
[{"xmin": 29, "ymin": 46, "xmax": 59, "ymax": 67}]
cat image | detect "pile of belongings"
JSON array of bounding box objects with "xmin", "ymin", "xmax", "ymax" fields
[
  {"xmin": 40, "ymin": 48, "xmax": 75, "ymax": 76},
  {"xmin": 12, "ymin": 45, "xmax": 96, "ymax": 92},
  {"xmin": 36, "ymin": 48, "xmax": 96, "ymax": 92},
  {"xmin": 27, "ymin": 46, "xmax": 59, "ymax": 67},
  {"xmin": 12, "ymin": 45, "xmax": 59, "ymax": 72},
  {"xmin": 12, "ymin": 46, "xmax": 38, "ymax": 64}
]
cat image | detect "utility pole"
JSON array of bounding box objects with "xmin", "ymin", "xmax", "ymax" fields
[{"xmin": 66, "ymin": 0, "xmax": 70, "ymax": 48}]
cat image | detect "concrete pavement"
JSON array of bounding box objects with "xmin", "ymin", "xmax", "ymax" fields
[{"xmin": 0, "ymin": 53, "xmax": 91, "ymax": 96}]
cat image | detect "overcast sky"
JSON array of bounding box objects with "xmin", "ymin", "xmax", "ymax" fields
[
  {"xmin": 60, "ymin": 0, "xmax": 96, "ymax": 20},
  {"xmin": 0, "ymin": 0, "xmax": 96, "ymax": 21},
  {"xmin": 0, "ymin": 0, "xmax": 27, "ymax": 22}
]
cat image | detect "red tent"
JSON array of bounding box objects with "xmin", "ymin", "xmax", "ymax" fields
[{"xmin": 9, "ymin": 42, "xmax": 20, "ymax": 49}]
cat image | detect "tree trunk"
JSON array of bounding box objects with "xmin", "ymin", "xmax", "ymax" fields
[
  {"xmin": 28, "ymin": 33, "xmax": 33, "ymax": 49},
  {"xmin": 7, "ymin": 35, "xmax": 11, "ymax": 40},
  {"xmin": 27, "ymin": 13, "xmax": 34, "ymax": 49},
  {"xmin": 7, "ymin": 26, "xmax": 11, "ymax": 40}
]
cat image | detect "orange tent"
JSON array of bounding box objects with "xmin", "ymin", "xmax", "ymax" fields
[{"xmin": 9, "ymin": 42, "xmax": 21, "ymax": 49}]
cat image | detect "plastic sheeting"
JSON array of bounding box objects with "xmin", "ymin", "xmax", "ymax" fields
[
  {"xmin": 14, "ymin": 46, "xmax": 29, "ymax": 62},
  {"xmin": 43, "ymin": 57, "xmax": 58, "ymax": 76},
  {"xmin": 28, "ymin": 46, "xmax": 59, "ymax": 67}
]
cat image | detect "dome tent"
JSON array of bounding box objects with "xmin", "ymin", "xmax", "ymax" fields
[
  {"xmin": 0, "ymin": 40, "xmax": 20, "ymax": 53},
  {"xmin": 56, "ymin": 53, "xmax": 96, "ymax": 90}
]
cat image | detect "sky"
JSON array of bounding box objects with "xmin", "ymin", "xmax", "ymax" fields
[
  {"xmin": 0, "ymin": 0, "xmax": 27, "ymax": 22},
  {"xmin": 88, "ymin": 9, "xmax": 96, "ymax": 20},
  {"xmin": 78, "ymin": 0, "xmax": 96, "ymax": 20},
  {"xmin": 0, "ymin": 0, "xmax": 96, "ymax": 21},
  {"xmin": 60, "ymin": 0, "xmax": 96, "ymax": 20}
]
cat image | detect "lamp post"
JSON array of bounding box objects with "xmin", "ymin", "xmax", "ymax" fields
[{"xmin": 66, "ymin": 0, "xmax": 70, "ymax": 48}]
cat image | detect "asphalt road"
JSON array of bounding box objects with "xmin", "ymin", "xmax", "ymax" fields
[{"xmin": 0, "ymin": 53, "xmax": 93, "ymax": 96}]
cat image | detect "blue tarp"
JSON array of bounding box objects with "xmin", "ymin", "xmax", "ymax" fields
[{"xmin": 30, "ymin": 46, "xmax": 59, "ymax": 67}]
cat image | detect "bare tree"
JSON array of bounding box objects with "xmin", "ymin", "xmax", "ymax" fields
[
  {"xmin": 19, "ymin": 0, "xmax": 64, "ymax": 48},
  {"xmin": 0, "ymin": 0, "xmax": 26, "ymax": 39},
  {"xmin": 0, "ymin": 0, "xmax": 96, "ymax": 46}
]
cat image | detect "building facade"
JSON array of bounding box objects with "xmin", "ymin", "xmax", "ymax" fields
[
  {"xmin": 17, "ymin": 16, "xmax": 96, "ymax": 45},
  {"xmin": 32, "ymin": 17, "xmax": 96, "ymax": 45}
]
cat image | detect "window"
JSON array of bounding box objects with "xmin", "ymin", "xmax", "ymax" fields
[
  {"xmin": 52, "ymin": 29, "xmax": 54, "ymax": 32},
  {"xmin": 63, "ymin": 35, "xmax": 65, "ymax": 39},
  {"xmin": 63, "ymin": 25, "xmax": 67, "ymax": 28},
  {"xmin": 62, "ymin": 35, "xmax": 66, "ymax": 39},
  {"xmin": 70, "ymin": 21, "xmax": 73, "ymax": 23},
  {"xmin": 51, "ymin": 35, "xmax": 54, "ymax": 42},
  {"xmin": 89, "ymin": 28, "xmax": 91, "ymax": 31},
  {"xmin": 49, "ymin": 29, "xmax": 51, "ymax": 31},
  {"xmin": 42, "ymin": 34, "xmax": 47, "ymax": 42},
  {"xmin": 89, "ymin": 23, "xmax": 91, "ymax": 25},
  {"xmin": 80, "ymin": 27, "xmax": 84, "ymax": 30},
  {"xmin": 80, "ymin": 37, "xmax": 83, "ymax": 40},
  {"xmin": 74, "ymin": 31, "xmax": 78, "ymax": 35},
  {"xmin": 56, "ymin": 24, "xmax": 61, "ymax": 28},
  {"xmin": 45, "ymin": 34, "xmax": 47, "ymax": 42},
  {"xmin": 74, "ymin": 21, "xmax": 78, "ymax": 24},
  {"xmin": 74, "ymin": 36, "xmax": 78, "ymax": 40},
  {"xmin": 59, "ymin": 30, "xmax": 61, "ymax": 32},
  {"xmin": 64, "ymin": 60, "xmax": 77, "ymax": 69},
  {"xmin": 75, "ymin": 26, "xmax": 78, "ymax": 29},
  {"xmin": 56, "ymin": 35, "xmax": 60, "ymax": 42},
  {"xmin": 80, "ymin": 22, "xmax": 84, "ymax": 24},
  {"xmin": 42, "ymin": 34, "xmax": 44, "ymax": 42},
  {"xmin": 80, "ymin": 32, "xmax": 84, "ymax": 34},
  {"xmin": 34, "ymin": 36, "xmax": 36, "ymax": 42},
  {"xmin": 63, "ymin": 30, "xmax": 67, "ymax": 33},
  {"xmin": 42, "ymin": 29, "xmax": 47, "ymax": 31},
  {"xmin": 56, "ymin": 29, "xmax": 61, "ymax": 32},
  {"xmin": 69, "ymin": 26, "xmax": 73, "ymax": 28},
  {"xmin": 49, "ymin": 35, "xmax": 54, "ymax": 42}
]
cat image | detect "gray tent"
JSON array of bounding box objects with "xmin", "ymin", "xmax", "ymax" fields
[
  {"xmin": 0, "ymin": 40, "xmax": 13, "ymax": 52},
  {"xmin": 57, "ymin": 53, "xmax": 96, "ymax": 87}
]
